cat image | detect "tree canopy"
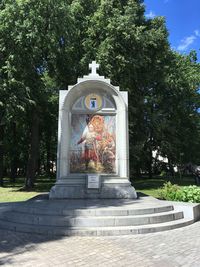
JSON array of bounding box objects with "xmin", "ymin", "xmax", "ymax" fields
[{"xmin": 0, "ymin": 0, "xmax": 199, "ymax": 187}]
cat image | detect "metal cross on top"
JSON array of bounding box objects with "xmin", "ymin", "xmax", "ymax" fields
[{"xmin": 89, "ymin": 61, "xmax": 99, "ymax": 76}]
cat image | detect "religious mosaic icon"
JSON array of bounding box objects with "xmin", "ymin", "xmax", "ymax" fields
[
  {"xmin": 85, "ymin": 94, "xmax": 102, "ymax": 111},
  {"xmin": 90, "ymin": 98, "xmax": 97, "ymax": 109},
  {"xmin": 70, "ymin": 114, "xmax": 116, "ymax": 174}
]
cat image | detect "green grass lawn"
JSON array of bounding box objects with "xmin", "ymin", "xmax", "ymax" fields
[
  {"xmin": 0, "ymin": 187, "xmax": 40, "ymax": 202},
  {"xmin": 0, "ymin": 175, "xmax": 197, "ymax": 202},
  {"xmin": 0, "ymin": 176, "xmax": 55, "ymax": 203},
  {"xmin": 133, "ymin": 175, "xmax": 197, "ymax": 198}
]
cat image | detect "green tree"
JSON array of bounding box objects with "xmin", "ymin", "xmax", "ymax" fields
[
  {"xmin": 83, "ymin": 0, "xmax": 172, "ymax": 177},
  {"xmin": 1, "ymin": 0, "xmax": 199, "ymax": 189},
  {"xmin": 0, "ymin": 0, "xmax": 73, "ymax": 188},
  {"xmin": 83, "ymin": 0, "xmax": 200, "ymax": 177}
]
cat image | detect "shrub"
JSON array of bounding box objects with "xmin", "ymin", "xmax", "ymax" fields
[
  {"xmin": 158, "ymin": 182, "xmax": 200, "ymax": 203},
  {"xmin": 181, "ymin": 186, "xmax": 200, "ymax": 203},
  {"xmin": 158, "ymin": 182, "xmax": 180, "ymax": 201}
]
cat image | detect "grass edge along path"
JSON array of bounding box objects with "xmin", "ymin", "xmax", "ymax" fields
[
  {"xmin": 0, "ymin": 176, "xmax": 55, "ymax": 203},
  {"xmin": 0, "ymin": 187, "xmax": 40, "ymax": 202},
  {"xmin": 0, "ymin": 175, "xmax": 197, "ymax": 203}
]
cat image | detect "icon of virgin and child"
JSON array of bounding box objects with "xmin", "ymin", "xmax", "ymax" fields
[{"xmin": 70, "ymin": 114, "xmax": 116, "ymax": 173}]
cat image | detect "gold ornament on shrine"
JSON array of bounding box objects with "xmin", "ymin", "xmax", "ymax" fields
[{"xmin": 85, "ymin": 94, "xmax": 103, "ymax": 111}]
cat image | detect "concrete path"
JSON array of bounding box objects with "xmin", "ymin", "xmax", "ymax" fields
[{"xmin": 0, "ymin": 221, "xmax": 200, "ymax": 267}]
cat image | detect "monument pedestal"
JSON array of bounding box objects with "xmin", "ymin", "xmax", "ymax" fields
[
  {"xmin": 50, "ymin": 61, "xmax": 137, "ymax": 200},
  {"xmin": 49, "ymin": 177, "xmax": 137, "ymax": 199}
]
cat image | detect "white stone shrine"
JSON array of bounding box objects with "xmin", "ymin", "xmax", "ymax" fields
[
  {"xmin": 49, "ymin": 61, "xmax": 137, "ymax": 199},
  {"xmin": 1, "ymin": 61, "xmax": 198, "ymax": 238}
]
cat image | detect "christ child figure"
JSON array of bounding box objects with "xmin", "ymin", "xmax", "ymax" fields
[{"xmin": 77, "ymin": 123, "xmax": 101, "ymax": 170}]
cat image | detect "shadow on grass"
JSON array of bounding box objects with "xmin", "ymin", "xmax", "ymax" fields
[
  {"xmin": 136, "ymin": 191, "xmax": 151, "ymax": 198},
  {"xmin": 134, "ymin": 179, "xmax": 165, "ymax": 190},
  {"xmin": 2, "ymin": 176, "xmax": 56, "ymax": 193},
  {"xmin": 133, "ymin": 175, "xmax": 196, "ymax": 190}
]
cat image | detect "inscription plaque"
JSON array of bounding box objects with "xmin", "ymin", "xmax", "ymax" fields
[{"xmin": 87, "ymin": 175, "xmax": 100, "ymax": 189}]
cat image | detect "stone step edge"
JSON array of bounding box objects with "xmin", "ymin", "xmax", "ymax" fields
[
  {"xmin": 0, "ymin": 218, "xmax": 194, "ymax": 236},
  {"xmin": 2, "ymin": 209, "xmax": 182, "ymax": 220},
  {"xmin": 11, "ymin": 205, "xmax": 174, "ymax": 216},
  {"xmin": 0, "ymin": 210, "xmax": 183, "ymax": 227},
  {"xmin": 0, "ymin": 210, "xmax": 184, "ymax": 227}
]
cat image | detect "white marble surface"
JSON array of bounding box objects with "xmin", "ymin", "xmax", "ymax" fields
[{"xmin": 50, "ymin": 62, "xmax": 137, "ymax": 199}]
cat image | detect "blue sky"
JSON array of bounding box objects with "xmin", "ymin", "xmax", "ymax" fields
[{"xmin": 144, "ymin": 0, "xmax": 200, "ymax": 61}]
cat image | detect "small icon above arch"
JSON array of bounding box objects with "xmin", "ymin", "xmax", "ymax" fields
[{"xmin": 84, "ymin": 94, "xmax": 103, "ymax": 111}]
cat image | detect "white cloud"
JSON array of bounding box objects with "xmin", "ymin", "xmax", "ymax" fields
[
  {"xmin": 145, "ymin": 10, "xmax": 156, "ymax": 19},
  {"xmin": 177, "ymin": 29, "xmax": 200, "ymax": 52},
  {"xmin": 177, "ymin": 35, "xmax": 196, "ymax": 51},
  {"xmin": 194, "ymin": 30, "xmax": 200, "ymax": 37}
]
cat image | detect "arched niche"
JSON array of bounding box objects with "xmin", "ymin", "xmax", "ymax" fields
[
  {"xmin": 57, "ymin": 80, "xmax": 129, "ymax": 180},
  {"xmin": 50, "ymin": 62, "xmax": 137, "ymax": 199}
]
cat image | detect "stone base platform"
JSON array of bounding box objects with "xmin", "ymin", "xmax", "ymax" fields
[
  {"xmin": 0, "ymin": 195, "xmax": 199, "ymax": 236},
  {"xmin": 49, "ymin": 183, "xmax": 137, "ymax": 199}
]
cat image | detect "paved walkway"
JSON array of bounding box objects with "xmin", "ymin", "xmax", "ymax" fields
[{"xmin": 0, "ymin": 221, "xmax": 200, "ymax": 267}]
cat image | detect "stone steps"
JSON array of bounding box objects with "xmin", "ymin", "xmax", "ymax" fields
[
  {"xmin": 12, "ymin": 204, "xmax": 174, "ymax": 216},
  {"xmin": 0, "ymin": 197, "xmax": 198, "ymax": 236},
  {"xmin": 0, "ymin": 217, "xmax": 193, "ymax": 236},
  {"xmin": 0, "ymin": 210, "xmax": 183, "ymax": 227}
]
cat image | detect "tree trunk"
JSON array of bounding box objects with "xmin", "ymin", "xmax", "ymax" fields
[
  {"xmin": 168, "ymin": 159, "xmax": 175, "ymax": 178},
  {"xmin": 10, "ymin": 161, "xmax": 17, "ymax": 183},
  {"xmin": 148, "ymin": 149, "xmax": 153, "ymax": 179},
  {"xmin": 37, "ymin": 158, "xmax": 41, "ymax": 175},
  {"xmin": 46, "ymin": 134, "xmax": 51, "ymax": 175},
  {"xmin": 135, "ymin": 165, "xmax": 142, "ymax": 178},
  {"xmin": 10, "ymin": 122, "xmax": 17, "ymax": 183},
  {"xmin": 51, "ymin": 153, "xmax": 56, "ymax": 174},
  {"xmin": 25, "ymin": 112, "xmax": 40, "ymax": 189},
  {"xmin": 0, "ymin": 124, "xmax": 4, "ymax": 187}
]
